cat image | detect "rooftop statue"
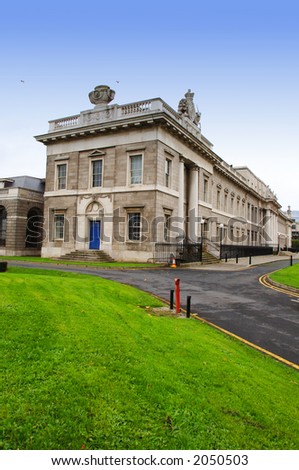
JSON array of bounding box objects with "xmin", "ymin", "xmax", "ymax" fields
[
  {"xmin": 89, "ymin": 85, "xmax": 115, "ymax": 106},
  {"xmin": 178, "ymin": 89, "xmax": 201, "ymax": 126}
]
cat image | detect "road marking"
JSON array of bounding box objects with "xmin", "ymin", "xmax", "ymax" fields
[
  {"xmin": 191, "ymin": 314, "xmax": 299, "ymax": 371},
  {"xmin": 291, "ymin": 299, "xmax": 299, "ymax": 304},
  {"xmin": 259, "ymin": 274, "xmax": 299, "ymax": 299}
]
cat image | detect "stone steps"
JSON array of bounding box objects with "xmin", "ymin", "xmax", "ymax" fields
[
  {"xmin": 58, "ymin": 250, "xmax": 115, "ymax": 263},
  {"xmin": 180, "ymin": 251, "xmax": 220, "ymax": 267},
  {"xmin": 201, "ymin": 252, "xmax": 220, "ymax": 264}
]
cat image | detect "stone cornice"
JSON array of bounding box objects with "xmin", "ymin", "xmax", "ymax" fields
[
  {"xmin": 34, "ymin": 97, "xmax": 281, "ymax": 209},
  {"xmin": 214, "ymin": 164, "xmax": 281, "ymax": 207},
  {"xmin": 34, "ymin": 98, "xmax": 219, "ymax": 165}
]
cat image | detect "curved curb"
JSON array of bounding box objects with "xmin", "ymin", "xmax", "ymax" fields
[
  {"xmin": 150, "ymin": 294, "xmax": 299, "ymax": 371},
  {"xmin": 265, "ymin": 276, "xmax": 299, "ymax": 295},
  {"xmin": 191, "ymin": 314, "xmax": 299, "ymax": 371},
  {"xmin": 259, "ymin": 271, "xmax": 299, "ymax": 299}
]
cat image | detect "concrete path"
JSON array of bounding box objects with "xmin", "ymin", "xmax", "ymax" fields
[
  {"xmin": 7, "ymin": 255, "xmax": 299, "ymax": 367},
  {"xmin": 183, "ymin": 253, "xmax": 299, "ymax": 271}
]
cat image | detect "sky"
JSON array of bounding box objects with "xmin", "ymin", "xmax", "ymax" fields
[{"xmin": 0, "ymin": 0, "xmax": 298, "ymax": 211}]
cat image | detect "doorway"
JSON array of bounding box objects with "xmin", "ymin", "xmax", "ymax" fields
[{"xmin": 89, "ymin": 220, "xmax": 101, "ymax": 250}]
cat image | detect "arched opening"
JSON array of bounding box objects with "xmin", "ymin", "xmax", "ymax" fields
[
  {"xmin": 0, "ymin": 206, "xmax": 7, "ymax": 246},
  {"xmin": 26, "ymin": 207, "xmax": 43, "ymax": 248}
]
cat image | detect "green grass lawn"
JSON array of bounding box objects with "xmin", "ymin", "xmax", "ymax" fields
[
  {"xmin": 0, "ymin": 255, "xmax": 162, "ymax": 269},
  {"xmin": 269, "ymin": 264, "xmax": 299, "ymax": 289},
  {"xmin": 1, "ymin": 268, "xmax": 299, "ymax": 450}
]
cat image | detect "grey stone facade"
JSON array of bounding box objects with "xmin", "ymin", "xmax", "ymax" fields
[
  {"xmin": 35, "ymin": 86, "xmax": 292, "ymax": 261},
  {"xmin": 0, "ymin": 176, "xmax": 44, "ymax": 256}
]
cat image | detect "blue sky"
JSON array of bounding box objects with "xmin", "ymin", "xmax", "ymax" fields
[{"xmin": 1, "ymin": 0, "xmax": 298, "ymax": 210}]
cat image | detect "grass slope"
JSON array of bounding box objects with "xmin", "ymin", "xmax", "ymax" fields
[
  {"xmin": 0, "ymin": 256, "xmax": 162, "ymax": 269},
  {"xmin": 1, "ymin": 268, "xmax": 299, "ymax": 450},
  {"xmin": 269, "ymin": 264, "xmax": 299, "ymax": 289}
]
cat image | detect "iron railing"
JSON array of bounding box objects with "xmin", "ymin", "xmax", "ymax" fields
[
  {"xmin": 154, "ymin": 242, "xmax": 202, "ymax": 264},
  {"xmin": 220, "ymin": 244, "xmax": 278, "ymax": 259}
]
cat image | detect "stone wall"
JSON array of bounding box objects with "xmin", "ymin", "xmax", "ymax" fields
[{"xmin": 0, "ymin": 188, "xmax": 44, "ymax": 256}]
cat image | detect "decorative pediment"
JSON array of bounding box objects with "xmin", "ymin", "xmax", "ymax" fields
[{"xmin": 88, "ymin": 149, "xmax": 106, "ymax": 158}]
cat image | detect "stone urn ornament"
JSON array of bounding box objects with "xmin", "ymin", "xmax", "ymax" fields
[{"xmin": 89, "ymin": 85, "xmax": 115, "ymax": 106}]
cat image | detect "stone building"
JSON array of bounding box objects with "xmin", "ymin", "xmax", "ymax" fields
[
  {"xmin": 0, "ymin": 176, "xmax": 44, "ymax": 256},
  {"xmin": 287, "ymin": 207, "xmax": 299, "ymax": 241},
  {"xmin": 35, "ymin": 85, "xmax": 292, "ymax": 262}
]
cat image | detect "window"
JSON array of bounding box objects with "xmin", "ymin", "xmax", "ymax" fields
[
  {"xmin": 164, "ymin": 213, "xmax": 171, "ymax": 241},
  {"xmin": 128, "ymin": 213, "xmax": 141, "ymax": 241},
  {"xmin": 216, "ymin": 190, "xmax": 220, "ymax": 209},
  {"xmin": 57, "ymin": 164, "xmax": 67, "ymax": 190},
  {"xmin": 130, "ymin": 155, "xmax": 142, "ymax": 184},
  {"xmin": 247, "ymin": 203, "xmax": 251, "ymax": 220},
  {"xmin": 224, "ymin": 194, "xmax": 228, "ymax": 212},
  {"xmin": 54, "ymin": 214, "xmax": 65, "ymax": 240},
  {"xmin": 165, "ymin": 159, "xmax": 172, "ymax": 188},
  {"xmin": 92, "ymin": 160, "xmax": 103, "ymax": 187},
  {"xmin": 203, "ymin": 179, "xmax": 208, "ymax": 202},
  {"xmin": 0, "ymin": 206, "xmax": 7, "ymax": 246}
]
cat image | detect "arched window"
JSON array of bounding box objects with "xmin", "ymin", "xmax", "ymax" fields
[
  {"xmin": 0, "ymin": 206, "xmax": 7, "ymax": 246},
  {"xmin": 26, "ymin": 208, "xmax": 43, "ymax": 248}
]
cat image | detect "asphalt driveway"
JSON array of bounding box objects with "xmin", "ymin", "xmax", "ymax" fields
[{"xmin": 8, "ymin": 259, "xmax": 299, "ymax": 366}]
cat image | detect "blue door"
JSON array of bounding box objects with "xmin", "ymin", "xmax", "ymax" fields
[{"xmin": 89, "ymin": 220, "xmax": 101, "ymax": 250}]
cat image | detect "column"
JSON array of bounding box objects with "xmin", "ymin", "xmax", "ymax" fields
[
  {"xmin": 188, "ymin": 165, "xmax": 199, "ymax": 242},
  {"xmin": 273, "ymin": 212, "xmax": 278, "ymax": 246},
  {"xmin": 264, "ymin": 208, "xmax": 272, "ymax": 245},
  {"xmin": 177, "ymin": 156, "xmax": 185, "ymax": 241}
]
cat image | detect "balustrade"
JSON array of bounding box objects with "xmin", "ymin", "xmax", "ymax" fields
[
  {"xmin": 121, "ymin": 101, "xmax": 152, "ymax": 115},
  {"xmin": 49, "ymin": 115, "xmax": 80, "ymax": 130},
  {"xmin": 47, "ymin": 98, "xmax": 201, "ymax": 137}
]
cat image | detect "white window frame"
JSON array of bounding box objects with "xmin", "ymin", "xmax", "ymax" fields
[
  {"xmin": 164, "ymin": 213, "xmax": 172, "ymax": 242},
  {"xmin": 128, "ymin": 154, "xmax": 143, "ymax": 185},
  {"xmin": 55, "ymin": 162, "xmax": 68, "ymax": 191},
  {"xmin": 127, "ymin": 212, "xmax": 142, "ymax": 242},
  {"xmin": 165, "ymin": 158, "xmax": 172, "ymax": 188},
  {"xmin": 54, "ymin": 213, "xmax": 65, "ymax": 240},
  {"xmin": 90, "ymin": 159, "xmax": 103, "ymax": 188}
]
